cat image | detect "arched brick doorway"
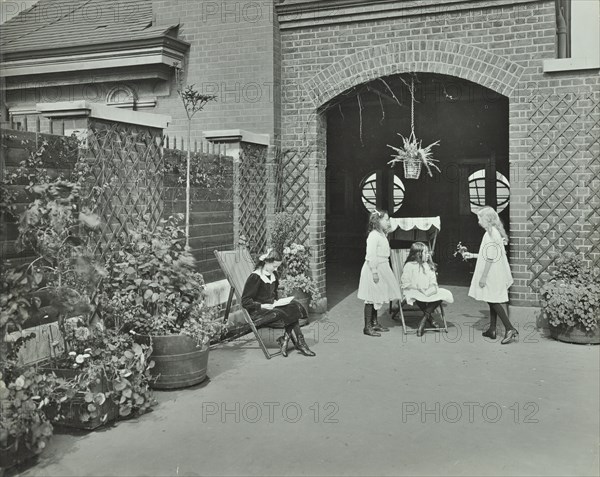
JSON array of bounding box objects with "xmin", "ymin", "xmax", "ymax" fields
[
  {"xmin": 285, "ymin": 40, "xmax": 524, "ymax": 306},
  {"xmin": 325, "ymin": 73, "xmax": 509, "ymax": 303}
]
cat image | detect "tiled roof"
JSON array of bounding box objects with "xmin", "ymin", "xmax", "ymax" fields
[{"xmin": 1, "ymin": 0, "xmax": 177, "ymax": 54}]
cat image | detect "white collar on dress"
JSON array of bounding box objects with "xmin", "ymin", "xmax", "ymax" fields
[{"xmin": 253, "ymin": 269, "xmax": 276, "ymax": 284}]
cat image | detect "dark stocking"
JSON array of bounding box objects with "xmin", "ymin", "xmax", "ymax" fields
[
  {"xmin": 487, "ymin": 304, "xmax": 498, "ymax": 331},
  {"xmin": 489, "ymin": 303, "xmax": 514, "ymax": 331}
]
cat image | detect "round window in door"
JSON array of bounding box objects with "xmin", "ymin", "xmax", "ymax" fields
[
  {"xmin": 468, "ymin": 169, "xmax": 510, "ymax": 214},
  {"xmin": 360, "ymin": 172, "xmax": 405, "ymax": 213}
]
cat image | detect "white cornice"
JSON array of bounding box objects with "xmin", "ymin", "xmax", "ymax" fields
[
  {"xmin": 1, "ymin": 45, "xmax": 185, "ymax": 78},
  {"xmin": 277, "ymin": 0, "xmax": 543, "ymax": 30},
  {"xmin": 203, "ymin": 129, "xmax": 270, "ymax": 146},
  {"xmin": 36, "ymin": 101, "xmax": 171, "ymax": 129}
]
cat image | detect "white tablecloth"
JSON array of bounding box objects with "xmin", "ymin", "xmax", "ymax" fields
[{"xmin": 390, "ymin": 216, "xmax": 440, "ymax": 232}]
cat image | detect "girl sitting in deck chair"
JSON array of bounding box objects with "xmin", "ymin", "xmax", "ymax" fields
[
  {"xmin": 241, "ymin": 249, "xmax": 316, "ymax": 358},
  {"xmin": 400, "ymin": 242, "xmax": 454, "ymax": 337}
]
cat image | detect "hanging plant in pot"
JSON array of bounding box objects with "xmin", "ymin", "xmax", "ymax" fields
[{"xmin": 387, "ymin": 78, "xmax": 440, "ymax": 180}]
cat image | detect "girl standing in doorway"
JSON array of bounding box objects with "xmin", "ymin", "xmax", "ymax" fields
[
  {"xmin": 357, "ymin": 209, "xmax": 403, "ymax": 337},
  {"xmin": 464, "ymin": 206, "xmax": 517, "ymax": 344}
]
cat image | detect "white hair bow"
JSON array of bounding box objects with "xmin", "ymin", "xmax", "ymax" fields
[{"xmin": 259, "ymin": 248, "xmax": 273, "ymax": 261}]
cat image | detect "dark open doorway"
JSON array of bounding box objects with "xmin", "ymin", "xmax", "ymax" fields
[{"xmin": 325, "ymin": 74, "xmax": 509, "ymax": 306}]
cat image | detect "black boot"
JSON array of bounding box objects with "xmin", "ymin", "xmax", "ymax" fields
[
  {"xmin": 288, "ymin": 330, "xmax": 300, "ymax": 350},
  {"xmin": 371, "ymin": 309, "xmax": 389, "ymax": 332},
  {"xmin": 363, "ymin": 304, "xmax": 381, "ymax": 337},
  {"xmin": 416, "ymin": 314, "xmax": 428, "ymax": 337},
  {"xmin": 276, "ymin": 333, "xmax": 291, "ymax": 357},
  {"xmin": 427, "ymin": 313, "xmax": 440, "ymax": 329},
  {"xmin": 295, "ymin": 332, "xmax": 316, "ymax": 357}
]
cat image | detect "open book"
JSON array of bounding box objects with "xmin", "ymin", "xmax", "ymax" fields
[{"xmin": 273, "ymin": 296, "xmax": 294, "ymax": 307}]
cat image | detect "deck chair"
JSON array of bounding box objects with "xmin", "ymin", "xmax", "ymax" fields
[
  {"xmin": 213, "ymin": 247, "xmax": 282, "ymax": 359},
  {"xmin": 389, "ymin": 249, "xmax": 448, "ymax": 335}
]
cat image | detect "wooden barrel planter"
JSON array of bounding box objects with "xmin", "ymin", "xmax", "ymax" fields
[
  {"xmin": 136, "ymin": 335, "xmax": 209, "ymax": 390},
  {"xmin": 41, "ymin": 367, "xmax": 119, "ymax": 430},
  {"xmin": 551, "ymin": 325, "xmax": 600, "ymax": 345}
]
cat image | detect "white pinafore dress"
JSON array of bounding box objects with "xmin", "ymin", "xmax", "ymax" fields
[
  {"xmin": 468, "ymin": 227, "xmax": 514, "ymax": 303},
  {"xmin": 357, "ymin": 230, "xmax": 403, "ymax": 309}
]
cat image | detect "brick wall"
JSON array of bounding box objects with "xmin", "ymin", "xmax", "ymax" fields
[
  {"xmin": 277, "ymin": 0, "xmax": 600, "ymax": 306},
  {"xmin": 151, "ymin": 0, "xmax": 280, "ymax": 143},
  {"xmin": 163, "ymin": 148, "xmax": 234, "ymax": 282}
]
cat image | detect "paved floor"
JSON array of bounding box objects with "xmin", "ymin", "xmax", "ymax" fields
[{"xmin": 13, "ymin": 285, "xmax": 600, "ymax": 477}]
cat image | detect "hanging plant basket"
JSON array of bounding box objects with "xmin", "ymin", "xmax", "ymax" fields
[
  {"xmin": 403, "ymin": 157, "xmax": 423, "ymax": 179},
  {"xmin": 386, "ymin": 77, "xmax": 440, "ymax": 180}
]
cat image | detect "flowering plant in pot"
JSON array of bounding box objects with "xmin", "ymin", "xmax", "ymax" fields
[
  {"xmin": 42, "ymin": 316, "xmax": 156, "ymax": 429},
  {"xmin": 0, "ymin": 266, "xmax": 66, "ymax": 470},
  {"xmin": 539, "ymin": 254, "xmax": 600, "ymax": 344},
  {"xmin": 101, "ymin": 214, "xmax": 225, "ymax": 389},
  {"xmin": 0, "ymin": 359, "xmax": 64, "ymax": 470},
  {"xmin": 279, "ymin": 243, "xmax": 321, "ymax": 310}
]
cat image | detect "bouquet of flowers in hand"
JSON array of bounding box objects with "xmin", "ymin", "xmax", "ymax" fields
[{"xmin": 454, "ymin": 242, "xmax": 470, "ymax": 261}]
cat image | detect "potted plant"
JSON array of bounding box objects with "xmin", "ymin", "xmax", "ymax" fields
[
  {"xmin": 271, "ymin": 211, "xmax": 302, "ymax": 256},
  {"xmin": 387, "ymin": 131, "xmax": 440, "ymax": 179},
  {"xmin": 101, "ymin": 214, "xmax": 225, "ymax": 390},
  {"xmin": 539, "ymin": 254, "xmax": 600, "ymax": 344},
  {"xmin": 279, "ymin": 243, "xmax": 321, "ymax": 315},
  {"xmin": 0, "ymin": 267, "xmax": 65, "ymax": 471},
  {"xmin": 42, "ymin": 316, "xmax": 156, "ymax": 430},
  {"xmin": 0, "ymin": 359, "xmax": 62, "ymax": 471},
  {"xmin": 387, "ymin": 77, "xmax": 440, "ymax": 179}
]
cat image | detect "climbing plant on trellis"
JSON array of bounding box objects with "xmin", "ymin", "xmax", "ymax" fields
[
  {"xmin": 527, "ymin": 92, "xmax": 593, "ymax": 291},
  {"xmin": 275, "ymin": 147, "xmax": 311, "ymax": 245},
  {"xmin": 239, "ymin": 143, "xmax": 268, "ymax": 255},
  {"xmin": 85, "ymin": 119, "xmax": 164, "ymax": 257}
]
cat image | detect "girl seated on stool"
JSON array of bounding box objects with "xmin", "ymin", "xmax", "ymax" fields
[
  {"xmin": 241, "ymin": 249, "xmax": 315, "ymax": 357},
  {"xmin": 400, "ymin": 242, "xmax": 454, "ymax": 337}
]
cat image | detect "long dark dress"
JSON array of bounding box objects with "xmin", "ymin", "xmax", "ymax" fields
[{"xmin": 241, "ymin": 271, "xmax": 307, "ymax": 327}]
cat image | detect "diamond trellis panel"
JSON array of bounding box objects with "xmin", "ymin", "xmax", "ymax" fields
[
  {"xmin": 239, "ymin": 143, "xmax": 268, "ymax": 255},
  {"xmin": 527, "ymin": 93, "xmax": 589, "ymax": 290},
  {"xmin": 275, "ymin": 147, "xmax": 311, "ymax": 245},
  {"xmin": 85, "ymin": 119, "xmax": 164, "ymax": 256},
  {"xmin": 584, "ymin": 92, "xmax": 600, "ymax": 262}
]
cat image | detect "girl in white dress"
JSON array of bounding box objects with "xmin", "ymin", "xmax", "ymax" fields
[
  {"xmin": 357, "ymin": 210, "xmax": 403, "ymax": 337},
  {"xmin": 464, "ymin": 206, "xmax": 517, "ymax": 344},
  {"xmin": 400, "ymin": 242, "xmax": 454, "ymax": 337}
]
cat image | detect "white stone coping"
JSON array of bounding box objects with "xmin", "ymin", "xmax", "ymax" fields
[
  {"xmin": 543, "ymin": 57, "xmax": 600, "ymax": 73},
  {"xmin": 36, "ymin": 101, "xmax": 171, "ymax": 129},
  {"xmin": 203, "ymin": 279, "xmax": 233, "ymax": 308},
  {"xmin": 203, "ymin": 129, "xmax": 270, "ymax": 146}
]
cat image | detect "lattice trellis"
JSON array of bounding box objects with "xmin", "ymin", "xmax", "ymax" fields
[
  {"xmin": 275, "ymin": 147, "xmax": 311, "ymax": 245},
  {"xmin": 239, "ymin": 143, "xmax": 268, "ymax": 255},
  {"xmin": 528, "ymin": 92, "xmax": 592, "ymax": 290},
  {"xmin": 584, "ymin": 92, "xmax": 600, "ymax": 261},
  {"xmin": 85, "ymin": 119, "xmax": 164, "ymax": 256}
]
